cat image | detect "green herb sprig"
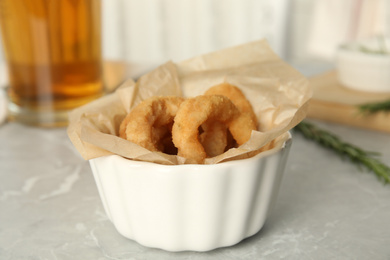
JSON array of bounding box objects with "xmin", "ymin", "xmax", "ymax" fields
[
  {"xmin": 358, "ymin": 35, "xmax": 389, "ymax": 55},
  {"xmin": 358, "ymin": 99, "xmax": 390, "ymax": 114},
  {"xmin": 294, "ymin": 121, "xmax": 390, "ymax": 184}
]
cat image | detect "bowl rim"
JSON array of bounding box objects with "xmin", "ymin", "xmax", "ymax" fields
[{"xmin": 91, "ymin": 132, "xmax": 292, "ymax": 169}]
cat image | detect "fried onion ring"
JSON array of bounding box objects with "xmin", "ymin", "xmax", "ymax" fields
[
  {"xmin": 204, "ymin": 82, "xmax": 258, "ymax": 133},
  {"xmin": 172, "ymin": 95, "xmax": 252, "ymax": 163},
  {"xmin": 119, "ymin": 96, "xmax": 184, "ymax": 152},
  {"xmin": 199, "ymin": 83, "xmax": 258, "ymax": 154},
  {"xmin": 205, "ymin": 83, "xmax": 257, "ymax": 122},
  {"xmin": 199, "ymin": 120, "xmax": 228, "ymax": 157}
]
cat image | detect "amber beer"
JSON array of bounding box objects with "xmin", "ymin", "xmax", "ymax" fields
[{"xmin": 0, "ymin": 0, "xmax": 103, "ymax": 126}]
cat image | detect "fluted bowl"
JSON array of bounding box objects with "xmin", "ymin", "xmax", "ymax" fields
[{"xmin": 89, "ymin": 133, "xmax": 292, "ymax": 252}]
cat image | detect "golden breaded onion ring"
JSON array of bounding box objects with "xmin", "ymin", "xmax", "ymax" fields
[
  {"xmin": 199, "ymin": 120, "xmax": 228, "ymax": 157},
  {"xmin": 119, "ymin": 96, "xmax": 185, "ymax": 152},
  {"xmin": 205, "ymin": 83, "xmax": 257, "ymax": 125},
  {"xmin": 172, "ymin": 95, "xmax": 254, "ymax": 164},
  {"xmin": 204, "ymin": 82, "xmax": 258, "ymax": 138},
  {"xmin": 199, "ymin": 83, "xmax": 258, "ymax": 155}
]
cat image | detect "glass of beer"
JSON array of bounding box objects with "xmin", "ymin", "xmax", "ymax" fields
[{"xmin": 0, "ymin": 0, "xmax": 103, "ymax": 127}]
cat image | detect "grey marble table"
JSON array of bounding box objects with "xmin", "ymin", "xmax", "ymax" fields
[
  {"xmin": 1, "ymin": 119, "xmax": 390, "ymax": 260},
  {"xmin": 1, "ymin": 62, "xmax": 390, "ymax": 259}
]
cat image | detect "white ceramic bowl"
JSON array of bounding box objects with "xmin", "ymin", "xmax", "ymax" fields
[
  {"xmin": 89, "ymin": 133, "xmax": 292, "ymax": 252},
  {"xmin": 336, "ymin": 37, "xmax": 390, "ymax": 93}
]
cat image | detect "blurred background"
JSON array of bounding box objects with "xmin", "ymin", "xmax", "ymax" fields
[{"xmin": 0, "ymin": 0, "xmax": 389, "ymax": 73}]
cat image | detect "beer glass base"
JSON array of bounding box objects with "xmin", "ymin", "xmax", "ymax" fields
[{"xmin": 7, "ymin": 102, "xmax": 69, "ymax": 127}]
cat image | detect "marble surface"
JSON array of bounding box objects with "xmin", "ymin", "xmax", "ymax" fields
[
  {"xmin": 1, "ymin": 62, "xmax": 390, "ymax": 259},
  {"xmin": 1, "ymin": 120, "xmax": 390, "ymax": 260}
]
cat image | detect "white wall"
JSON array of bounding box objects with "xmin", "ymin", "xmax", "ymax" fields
[
  {"xmin": 0, "ymin": 0, "xmax": 292, "ymax": 66},
  {"xmin": 1, "ymin": 0, "xmax": 388, "ymax": 66},
  {"xmin": 102, "ymin": 0, "xmax": 291, "ymax": 64},
  {"xmin": 286, "ymin": 0, "xmax": 316, "ymax": 62}
]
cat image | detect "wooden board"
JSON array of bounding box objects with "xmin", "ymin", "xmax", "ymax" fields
[{"xmin": 308, "ymin": 71, "xmax": 390, "ymax": 133}]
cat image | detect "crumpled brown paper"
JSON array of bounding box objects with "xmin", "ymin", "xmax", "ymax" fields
[{"xmin": 67, "ymin": 39, "xmax": 312, "ymax": 165}]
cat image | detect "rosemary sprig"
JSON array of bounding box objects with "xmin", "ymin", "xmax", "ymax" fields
[
  {"xmin": 358, "ymin": 99, "xmax": 390, "ymax": 114},
  {"xmin": 294, "ymin": 121, "xmax": 390, "ymax": 184}
]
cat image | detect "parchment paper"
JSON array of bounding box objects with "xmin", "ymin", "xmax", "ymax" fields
[{"xmin": 67, "ymin": 39, "xmax": 312, "ymax": 165}]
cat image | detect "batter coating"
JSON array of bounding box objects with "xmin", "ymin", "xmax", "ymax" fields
[
  {"xmin": 200, "ymin": 83, "xmax": 258, "ymax": 154},
  {"xmin": 172, "ymin": 95, "xmax": 253, "ymax": 164},
  {"xmin": 119, "ymin": 96, "xmax": 184, "ymax": 152}
]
